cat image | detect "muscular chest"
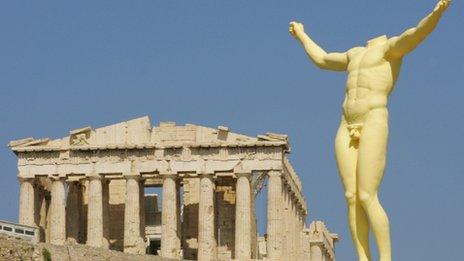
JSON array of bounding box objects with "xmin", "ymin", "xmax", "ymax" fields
[{"xmin": 347, "ymin": 46, "xmax": 387, "ymax": 70}]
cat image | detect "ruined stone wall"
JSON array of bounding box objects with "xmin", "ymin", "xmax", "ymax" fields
[
  {"xmin": 109, "ymin": 179, "xmax": 126, "ymax": 251},
  {"xmin": 181, "ymin": 177, "xmax": 200, "ymax": 260},
  {"xmin": 215, "ymin": 176, "xmax": 236, "ymax": 260}
]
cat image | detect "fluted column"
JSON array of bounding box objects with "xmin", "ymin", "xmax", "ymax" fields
[
  {"xmin": 87, "ymin": 175, "xmax": 104, "ymax": 247},
  {"xmin": 161, "ymin": 174, "xmax": 180, "ymax": 259},
  {"xmin": 250, "ymin": 193, "xmax": 258, "ymax": 259},
  {"xmin": 50, "ymin": 177, "xmax": 66, "ymax": 245},
  {"xmin": 45, "ymin": 194, "xmax": 52, "ymax": 243},
  {"xmin": 282, "ymin": 187, "xmax": 290, "ymax": 258},
  {"xmin": 38, "ymin": 190, "xmax": 49, "ymax": 242},
  {"xmin": 123, "ymin": 174, "xmax": 145, "ymax": 254},
  {"xmin": 267, "ymin": 170, "xmax": 283, "ymax": 260},
  {"xmin": 198, "ymin": 174, "xmax": 217, "ymax": 260},
  {"xmin": 291, "ymin": 197, "xmax": 297, "ymax": 260},
  {"xmin": 235, "ymin": 172, "xmax": 251, "ymax": 259},
  {"xmin": 66, "ymin": 181, "xmax": 81, "ymax": 243},
  {"xmin": 298, "ymin": 210, "xmax": 305, "ymax": 261},
  {"xmin": 18, "ymin": 177, "xmax": 36, "ymax": 226},
  {"xmin": 139, "ymin": 178, "xmax": 146, "ymax": 241}
]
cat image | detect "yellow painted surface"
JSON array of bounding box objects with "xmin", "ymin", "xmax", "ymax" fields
[{"xmin": 289, "ymin": 1, "xmax": 450, "ymax": 260}]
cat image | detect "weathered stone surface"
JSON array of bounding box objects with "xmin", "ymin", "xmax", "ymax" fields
[
  {"xmin": 198, "ymin": 174, "xmax": 216, "ymax": 260},
  {"xmin": 308, "ymin": 221, "xmax": 339, "ymax": 261},
  {"xmin": 8, "ymin": 116, "xmax": 339, "ymax": 260},
  {"xmin": 66, "ymin": 181, "xmax": 81, "ymax": 243},
  {"xmin": 49, "ymin": 178, "xmax": 66, "ymax": 245},
  {"xmin": 182, "ymin": 177, "xmax": 200, "ymax": 260},
  {"xmin": 235, "ymin": 173, "xmax": 251, "ymax": 259},
  {"xmin": 87, "ymin": 175, "xmax": 104, "ymax": 248},
  {"xmin": 0, "ymin": 234, "xmax": 173, "ymax": 261},
  {"xmin": 267, "ymin": 170, "xmax": 283, "ymax": 260},
  {"xmin": 123, "ymin": 175, "xmax": 145, "ymax": 254},
  {"xmin": 215, "ymin": 176, "xmax": 236, "ymax": 261},
  {"xmin": 160, "ymin": 175, "xmax": 180, "ymax": 258},
  {"xmin": 18, "ymin": 178, "xmax": 36, "ymax": 227}
]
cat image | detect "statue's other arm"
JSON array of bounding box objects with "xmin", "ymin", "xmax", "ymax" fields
[
  {"xmin": 387, "ymin": 0, "xmax": 450, "ymax": 58},
  {"xmin": 289, "ymin": 22, "xmax": 347, "ymax": 71}
]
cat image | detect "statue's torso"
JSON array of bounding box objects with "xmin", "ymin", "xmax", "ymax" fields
[{"xmin": 343, "ymin": 44, "xmax": 402, "ymax": 124}]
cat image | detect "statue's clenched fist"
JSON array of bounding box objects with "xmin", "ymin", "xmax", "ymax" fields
[
  {"xmin": 434, "ymin": 0, "xmax": 451, "ymax": 12},
  {"xmin": 289, "ymin": 21, "xmax": 305, "ymax": 38}
]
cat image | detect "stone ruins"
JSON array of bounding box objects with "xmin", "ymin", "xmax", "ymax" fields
[{"xmin": 9, "ymin": 116, "xmax": 337, "ymax": 260}]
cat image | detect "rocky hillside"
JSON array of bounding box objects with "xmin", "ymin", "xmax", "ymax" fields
[{"xmin": 0, "ymin": 235, "xmax": 172, "ymax": 261}]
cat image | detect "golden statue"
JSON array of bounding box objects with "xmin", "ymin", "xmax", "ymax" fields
[{"xmin": 289, "ymin": 1, "xmax": 450, "ymax": 260}]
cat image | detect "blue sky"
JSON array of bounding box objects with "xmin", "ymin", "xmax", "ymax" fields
[{"xmin": 0, "ymin": 1, "xmax": 462, "ymax": 260}]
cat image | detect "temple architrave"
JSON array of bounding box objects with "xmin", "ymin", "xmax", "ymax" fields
[{"xmin": 9, "ymin": 116, "xmax": 337, "ymax": 260}]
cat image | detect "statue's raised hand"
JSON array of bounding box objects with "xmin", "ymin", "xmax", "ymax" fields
[
  {"xmin": 434, "ymin": 0, "xmax": 450, "ymax": 12},
  {"xmin": 289, "ymin": 21, "xmax": 305, "ymax": 39}
]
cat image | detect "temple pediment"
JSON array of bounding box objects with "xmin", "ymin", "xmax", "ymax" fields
[{"xmin": 9, "ymin": 116, "xmax": 289, "ymax": 152}]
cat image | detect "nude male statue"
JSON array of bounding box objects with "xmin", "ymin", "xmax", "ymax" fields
[{"xmin": 289, "ymin": 1, "xmax": 450, "ymax": 260}]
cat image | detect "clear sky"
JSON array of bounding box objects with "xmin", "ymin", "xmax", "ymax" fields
[{"xmin": 0, "ymin": 1, "xmax": 462, "ymax": 260}]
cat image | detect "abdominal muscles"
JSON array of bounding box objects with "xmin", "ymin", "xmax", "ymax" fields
[{"xmin": 343, "ymin": 70, "xmax": 393, "ymax": 124}]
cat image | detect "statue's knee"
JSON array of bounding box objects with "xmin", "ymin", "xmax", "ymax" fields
[
  {"xmin": 359, "ymin": 191, "xmax": 374, "ymax": 207},
  {"xmin": 344, "ymin": 191, "xmax": 356, "ymax": 205}
]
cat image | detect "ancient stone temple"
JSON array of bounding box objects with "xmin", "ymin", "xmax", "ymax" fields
[{"xmin": 9, "ymin": 116, "xmax": 336, "ymax": 260}]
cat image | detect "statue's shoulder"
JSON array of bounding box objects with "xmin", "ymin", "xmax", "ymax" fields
[{"xmin": 347, "ymin": 46, "xmax": 365, "ymax": 56}]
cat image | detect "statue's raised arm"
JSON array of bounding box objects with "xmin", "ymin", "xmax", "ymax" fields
[
  {"xmin": 289, "ymin": 22, "xmax": 348, "ymax": 71},
  {"xmin": 289, "ymin": 2, "xmax": 450, "ymax": 261},
  {"xmin": 387, "ymin": 0, "xmax": 450, "ymax": 59}
]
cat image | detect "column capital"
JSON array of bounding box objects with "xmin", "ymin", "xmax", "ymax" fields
[
  {"xmin": 50, "ymin": 175, "xmax": 66, "ymax": 182},
  {"xmin": 160, "ymin": 173, "xmax": 177, "ymax": 179},
  {"xmin": 88, "ymin": 174, "xmax": 102, "ymax": 181},
  {"xmin": 123, "ymin": 173, "xmax": 141, "ymax": 180},
  {"xmin": 198, "ymin": 172, "xmax": 215, "ymax": 178},
  {"xmin": 267, "ymin": 169, "xmax": 282, "ymax": 177},
  {"xmin": 235, "ymin": 172, "xmax": 252, "ymax": 179},
  {"xmin": 101, "ymin": 176, "xmax": 111, "ymax": 184},
  {"xmin": 17, "ymin": 177, "xmax": 35, "ymax": 183}
]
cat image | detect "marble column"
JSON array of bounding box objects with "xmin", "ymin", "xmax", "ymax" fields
[
  {"xmin": 87, "ymin": 175, "xmax": 104, "ymax": 247},
  {"xmin": 299, "ymin": 210, "xmax": 306, "ymax": 261},
  {"xmin": 250, "ymin": 194, "xmax": 258, "ymax": 259},
  {"xmin": 282, "ymin": 187, "xmax": 290, "ymax": 258},
  {"xmin": 18, "ymin": 177, "xmax": 36, "ymax": 226},
  {"xmin": 291, "ymin": 197, "xmax": 297, "ymax": 260},
  {"xmin": 38, "ymin": 190, "xmax": 50, "ymax": 242},
  {"xmin": 198, "ymin": 174, "xmax": 217, "ymax": 260},
  {"xmin": 123, "ymin": 174, "xmax": 144, "ymax": 254},
  {"xmin": 235, "ymin": 173, "xmax": 251, "ymax": 259},
  {"xmin": 66, "ymin": 181, "xmax": 81, "ymax": 243},
  {"xmin": 266, "ymin": 170, "xmax": 283, "ymax": 260},
  {"xmin": 291, "ymin": 196, "xmax": 296, "ymax": 260},
  {"xmin": 50, "ymin": 177, "xmax": 66, "ymax": 245},
  {"xmin": 139, "ymin": 178, "xmax": 146, "ymax": 240},
  {"xmin": 102, "ymin": 178, "xmax": 111, "ymax": 248},
  {"xmin": 161, "ymin": 174, "xmax": 180, "ymax": 259},
  {"xmin": 45, "ymin": 194, "xmax": 52, "ymax": 243}
]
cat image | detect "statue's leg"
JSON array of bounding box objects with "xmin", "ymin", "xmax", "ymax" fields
[
  {"xmin": 357, "ymin": 109, "xmax": 391, "ymax": 261},
  {"xmin": 335, "ymin": 121, "xmax": 371, "ymax": 261}
]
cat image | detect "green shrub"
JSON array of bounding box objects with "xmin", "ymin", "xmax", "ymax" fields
[{"xmin": 42, "ymin": 248, "xmax": 52, "ymax": 261}]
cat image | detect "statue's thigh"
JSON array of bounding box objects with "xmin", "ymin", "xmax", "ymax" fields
[
  {"xmin": 357, "ymin": 118, "xmax": 389, "ymax": 193},
  {"xmin": 335, "ymin": 123, "xmax": 358, "ymax": 192}
]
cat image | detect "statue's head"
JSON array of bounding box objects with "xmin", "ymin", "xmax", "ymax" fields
[{"xmin": 366, "ymin": 35, "xmax": 388, "ymax": 47}]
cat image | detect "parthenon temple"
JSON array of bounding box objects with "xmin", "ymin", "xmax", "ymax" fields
[{"xmin": 9, "ymin": 116, "xmax": 337, "ymax": 260}]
